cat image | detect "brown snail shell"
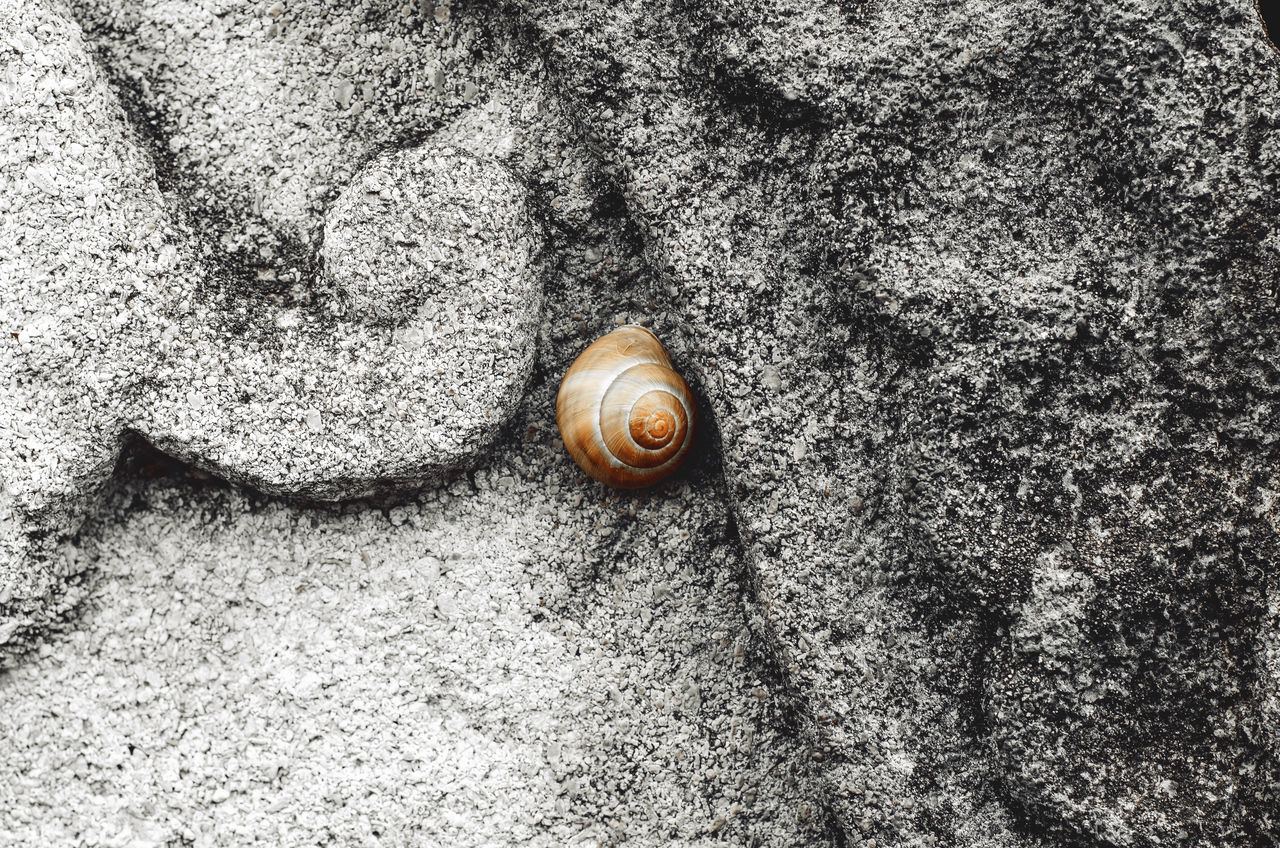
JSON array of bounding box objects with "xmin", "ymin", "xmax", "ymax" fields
[{"xmin": 556, "ymin": 325, "xmax": 697, "ymax": 488}]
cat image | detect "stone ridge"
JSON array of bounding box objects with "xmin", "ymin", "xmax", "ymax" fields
[
  {"xmin": 0, "ymin": 0, "xmax": 543, "ymax": 661},
  {"xmin": 499, "ymin": 0, "xmax": 1280, "ymax": 844},
  {"xmin": 133, "ymin": 144, "xmax": 544, "ymax": 501},
  {"xmin": 2, "ymin": 0, "xmax": 1279, "ymax": 845}
]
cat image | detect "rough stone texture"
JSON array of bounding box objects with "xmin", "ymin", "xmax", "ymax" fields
[
  {"xmin": 0, "ymin": 430, "xmax": 833, "ymax": 847},
  {"xmin": 1, "ymin": 0, "xmax": 543, "ymax": 656},
  {"xmin": 491, "ymin": 1, "xmax": 1280, "ymax": 845},
  {"xmin": 3, "ymin": 0, "xmax": 1280, "ymax": 845},
  {"xmin": 134, "ymin": 143, "xmax": 543, "ymax": 501}
]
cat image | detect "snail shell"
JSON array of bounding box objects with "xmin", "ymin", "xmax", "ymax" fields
[{"xmin": 556, "ymin": 325, "xmax": 697, "ymax": 488}]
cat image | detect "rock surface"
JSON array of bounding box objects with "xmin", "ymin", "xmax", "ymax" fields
[
  {"xmin": 134, "ymin": 143, "xmax": 544, "ymax": 501},
  {"xmin": 496, "ymin": 1, "xmax": 1280, "ymax": 844},
  {"xmin": 2, "ymin": 0, "xmax": 1280, "ymax": 845},
  {"xmin": 1, "ymin": 0, "xmax": 543, "ymax": 654},
  {"xmin": 0, "ymin": 434, "xmax": 832, "ymax": 847}
]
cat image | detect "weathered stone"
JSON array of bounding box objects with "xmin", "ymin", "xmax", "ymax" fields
[{"xmin": 3, "ymin": 0, "xmax": 1279, "ymax": 844}]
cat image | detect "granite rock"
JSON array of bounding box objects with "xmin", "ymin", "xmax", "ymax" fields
[
  {"xmin": 1, "ymin": 0, "xmax": 543, "ymax": 657},
  {"xmin": 2, "ymin": 0, "xmax": 1279, "ymax": 845},
  {"xmin": 499, "ymin": 0, "xmax": 1280, "ymax": 844}
]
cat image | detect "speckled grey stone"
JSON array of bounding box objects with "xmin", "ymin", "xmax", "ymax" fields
[
  {"xmin": 134, "ymin": 143, "xmax": 544, "ymax": 501},
  {"xmin": 1, "ymin": 0, "xmax": 543, "ymax": 659},
  {"xmin": 3, "ymin": 0, "xmax": 1280, "ymax": 845},
  {"xmin": 498, "ymin": 0, "xmax": 1280, "ymax": 845}
]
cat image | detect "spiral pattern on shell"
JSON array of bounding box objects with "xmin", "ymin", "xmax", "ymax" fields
[{"xmin": 556, "ymin": 325, "xmax": 697, "ymax": 488}]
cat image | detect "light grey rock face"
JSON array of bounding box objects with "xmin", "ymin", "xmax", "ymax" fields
[
  {"xmin": 1, "ymin": 0, "xmax": 169, "ymax": 645},
  {"xmin": 3, "ymin": 0, "xmax": 1280, "ymax": 845},
  {"xmin": 66, "ymin": 0, "xmax": 487, "ymax": 274},
  {"xmin": 0, "ymin": 435, "xmax": 833, "ymax": 848},
  {"xmin": 1, "ymin": 0, "xmax": 543, "ymax": 657},
  {"xmin": 134, "ymin": 143, "xmax": 544, "ymax": 500}
]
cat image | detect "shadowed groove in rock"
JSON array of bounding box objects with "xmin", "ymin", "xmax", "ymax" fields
[{"xmin": 1259, "ymin": 0, "xmax": 1280, "ymax": 51}]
